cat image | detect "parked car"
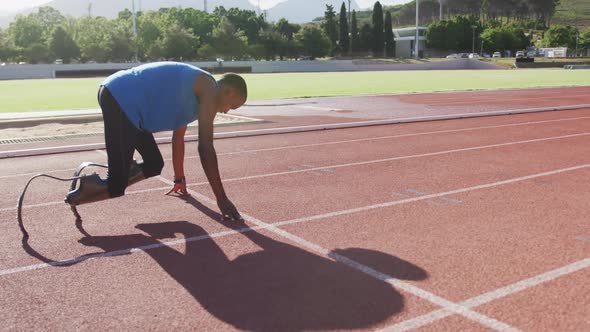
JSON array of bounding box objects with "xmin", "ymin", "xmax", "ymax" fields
[
  {"xmin": 516, "ymin": 51, "xmax": 525, "ymax": 58},
  {"xmin": 446, "ymin": 53, "xmax": 459, "ymax": 59},
  {"xmin": 526, "ymin": 51, "xmax": 536, "ymax": 57},
  {"xmin": 483, "ymin": 53, "xmax": 491, "ymax": 58},
  {"xmin": 468, "ymin": 53, "xmax": 480, "ymax": 59},
  {"xmin": 492, "ymin": 52, "xmax": 502, "ymax": 58},
  {"xmin": 54, "ymin": 59, "xmax": 63, "ymax": 64}
]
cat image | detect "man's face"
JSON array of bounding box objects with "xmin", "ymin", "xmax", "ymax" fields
[{"xmin": 218, "ymin": 87, "xmax": 246, "ymax": 114}]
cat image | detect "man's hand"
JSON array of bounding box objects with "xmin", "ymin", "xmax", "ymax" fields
[
  {"xmin": 165, "ymin": 177, "xmax": 190, "ymax": 196},
  {"xmin": 218, "ymin": 198, "xmax": 242, "ymax": 222}
]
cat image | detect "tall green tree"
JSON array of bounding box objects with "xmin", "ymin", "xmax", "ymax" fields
[
  {"xmin": 359, "ymin": 23, "xmax": 373, "ymax": 52},
  {"xmin": 74, "ymin": 16, "xmax": 113, "ymax": 62},
  {"xmin": 540, "ymin": 25, "xmax": 577, "ymax": 49},
  {"xmin": 580, "ymin": 28, "xmax": 590, "ymax": 52},
  {"xmin": 275, "ymin": 19, "xmax": 301, "ymax": 59},
  {"xmin": 276, "ymin": 18, "xmax": 300, "ymax": 41},
  {"xmin": 109, "ymin": 21, "xmax": 136, "ymax": 62},
  {"xmin": 339, "ymin": 2, "xmax": 349, "ymax": 55},
  {"xmin": 0, "ymin": 28, "xmax": 18, "ymax": 62},
  {"xmin": 24, "ymin": 43, "xmax": 51, "ymax": 63},
  {"xmin": 31, "ymin": 6, "xmax": 64, "ymax": 39},
  {"xmin": 137, "ymin": 12, "xmax": 162, "ymax": 60},
  {"xmin": 214, "ymin": 6, "xmax": 266, "ymax": 44},
  {"xmin": 372, "ymin": 1, "xmax": 384, "ymax": 55},
  {"xmin": 207, "ymin": 17, "xmax": 248, "ymax": 59},
  {"xmin": 384, "ymin": 11, "xmax": 395, "ymax": 57},
  {"xmin": 48, "ymin": 26, "xmax": 79, "ymax": 63},
  {"xmin": 322, "ymin": 5, "xmax": 338, "ymax": 55},
  {"xmin": 149, "ymin": 23, "xmax": 199, "ymax": 60},
  {"xmin": 8, "ymin": 15, "xmax": 44, "ymax": 48},
  {"xmin": 351, "ymin": 10, "xmax": 358, "ymax": 54},
  {"xmin": 294, "ymin": 25, "xmax": 331, "ymax": 58},
  {"xmin": 257, "ymin": 29, "xmax": 289, "ymax": 60},
  {"xmin": 426, "ymin": 16, "xmax": 482, "ymax": 51}
]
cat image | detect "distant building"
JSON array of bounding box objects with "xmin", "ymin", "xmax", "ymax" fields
[
  {"xmin": 539, "ymin": 47, "xmax": 568, "ymax": 58},
  {"xmin": 393, "ymin": 27, "xmax": 427, "ymax": 58}
]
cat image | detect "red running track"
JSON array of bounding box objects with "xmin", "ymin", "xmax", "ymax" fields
[{"xmin": 1, "ymin": 109, "xmax": 589, "ymax": 331}]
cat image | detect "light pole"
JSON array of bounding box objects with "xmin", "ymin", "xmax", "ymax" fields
[
  {"xmin": 471, "ymin": 25, "xmax": 477, "ymax": 54},
  {"xmin": 132, "ymin": 0, "xmax": 138, "ymax": 62}
]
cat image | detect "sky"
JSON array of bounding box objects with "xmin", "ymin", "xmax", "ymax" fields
[{"xmin": 0, "ymin": 0, "xmax": 409, "ymax": 14}]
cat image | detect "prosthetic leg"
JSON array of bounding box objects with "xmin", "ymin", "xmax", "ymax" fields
[
  {"xmin": 65, "ymin": 160, "xmax": 145, "ymax": 207},
  {"xmin": 17, "ymin": 161, "xmax": 146, "ymax": 238}
]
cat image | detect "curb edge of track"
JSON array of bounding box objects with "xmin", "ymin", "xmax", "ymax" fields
[{"xmin": 2, "ymin": 104, "xmax": 590, "ymax": 159}]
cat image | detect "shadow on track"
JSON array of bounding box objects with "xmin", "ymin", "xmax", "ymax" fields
[{"xmin": 78, "ymin": 196, "xmax": 429, "ymax": 331}]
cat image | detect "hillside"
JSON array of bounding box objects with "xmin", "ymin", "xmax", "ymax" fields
[
  {"xmin": 553, "ymin": 0, "xmax": 590, "ymax": 29},
  {"xmin": 350, "ymin": 0, "xmax": 590, "ymax": 30},
  {"xmin": 0, "ymin": 0, "xmax": 364, "ymax": 27},
  {"xmin": 268, "ymin": 0, "xmax": 360, "ymax": 23}
]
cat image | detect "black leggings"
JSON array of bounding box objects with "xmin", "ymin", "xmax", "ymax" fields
[{"xmin": 98, "ymin": 86, "xmax": 164, "ymax": 197}]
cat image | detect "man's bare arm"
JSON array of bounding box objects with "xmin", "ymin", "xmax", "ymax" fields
[
  {"xmin": 166, "ymin": 126, "xmax": 189, "ymax": 195},
  {"xmin": 194, "ymin": 75, "xmax": 241, "ymax": 220}
]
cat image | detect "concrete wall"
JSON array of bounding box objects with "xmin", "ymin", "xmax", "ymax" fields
[{"xmin": 0, "ymin": 59, "xmax": 503, "ymax": 80}]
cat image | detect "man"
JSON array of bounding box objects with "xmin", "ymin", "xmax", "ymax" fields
[{"xmin": 65, "ymin": 62, "xmax": 246, "ymax": 221}]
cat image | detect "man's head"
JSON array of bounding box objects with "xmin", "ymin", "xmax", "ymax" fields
[{"xmin": 216, "ymin": 73, "xmax": 247, "ymax": 114}]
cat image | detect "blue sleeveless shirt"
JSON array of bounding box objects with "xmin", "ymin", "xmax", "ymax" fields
[{"xmin": 101, "ymin": 62, "xmax": 211, "ymax": 133}]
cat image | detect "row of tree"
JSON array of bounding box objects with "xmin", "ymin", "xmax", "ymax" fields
[
  {"xmin": 0, "ymin": 1, "xmax": 588, "ymax": 64},
  {"xmin": 0, "ymin": 2, "xmax": 399, "ymax": 64},
  {"xmin": 426, "ymin": 16, "xmax": 590, "ymax": 54}
]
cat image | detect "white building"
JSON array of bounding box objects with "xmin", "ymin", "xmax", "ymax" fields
[
  {"xmin": 539, "ymin": 47, "xmax": 568, "ymax": 58},
  {"xmin": 393, "ymin": 27, "xmax": 427, "ymax": 58}
]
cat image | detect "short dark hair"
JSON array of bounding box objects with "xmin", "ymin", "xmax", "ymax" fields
[{"xmin": 219, "ymin": 73, "xmax": 247, "ymax": 100}]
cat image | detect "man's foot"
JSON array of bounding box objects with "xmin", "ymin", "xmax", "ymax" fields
[
  {"xmin": 65, "ymin": 173, "xmax": 110, "ymax": 206},
  {"xmin": 128, "ymin": 160, "xmax": 146, "ymax": 186}
]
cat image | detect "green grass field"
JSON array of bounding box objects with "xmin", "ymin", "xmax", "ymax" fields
[{"xmin": 1, "ymin": 69, "xmax": 590, "ymax": 113}]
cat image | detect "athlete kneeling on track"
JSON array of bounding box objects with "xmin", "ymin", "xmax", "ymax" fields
[{"xmin": 65, "ymin": 61, "xmax": 246, "ymax": 221}]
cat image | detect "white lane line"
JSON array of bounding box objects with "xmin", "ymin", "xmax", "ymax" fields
[
  {"xmin": 167, "ymin": 115, "xmax": 590, "ymax": 161},
  {"xmin": 0, "ymin": 168, "xmax": 75, "ymax": 180},
  {"xmin": 154, "ymin": 176, "xmax": 520, "ymax": 332},
  {"xmin": 4, "ymin": 114, "xmax": 590, "ymax": 179},
  {"xmin": 2, "ymin": 163, "xmax": 589, "ymax": 331},
  {"xmin": 429, "ymin": 94, "xmax": 590, "ymax": 106},
  {"xmin": 0, "ymin": 185, "xmax": 171, "ymax": 214},
  {"xmin": 380, "ymin": 258, "xmax": 590, "ymax": 332},
  {"xmin": 5, "ymin": 131, "xmax": 590, "ymax": 213},
  {"xmin": 0, "ymin": 226, "xmax": 263, "ymax": 277},
  {"xmin": 182, "ymin": 132, "xmax": 590, "ymax": 187},
  {"xmin": 269, "ymin": 163, "xmax": 590, "ymax": 228}
]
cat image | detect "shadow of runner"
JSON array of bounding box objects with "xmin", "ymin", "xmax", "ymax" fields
[{"xmin": 80, "ymin": 219, "xmax": 428, "ymax": 330}]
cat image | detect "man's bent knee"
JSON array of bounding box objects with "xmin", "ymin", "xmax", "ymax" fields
[{"xmin": 142, "ymin": 158, "xmax": 164, "ymax": 178}]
